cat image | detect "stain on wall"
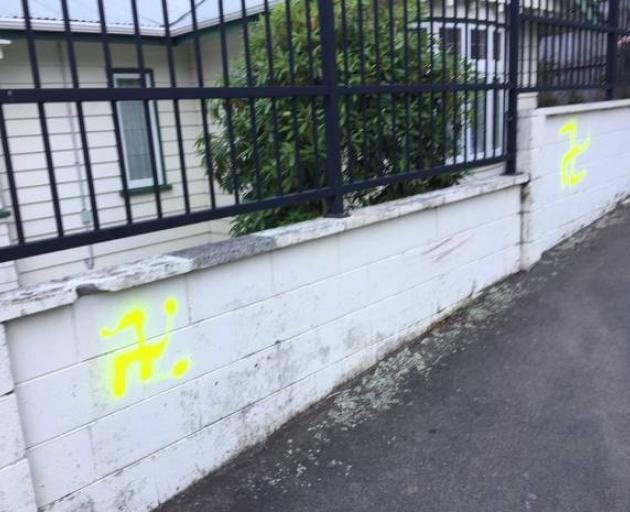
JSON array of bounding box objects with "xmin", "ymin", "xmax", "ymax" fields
[
  {"xmin": 560, "ymin": 120, "xmax": 591, "ymax": 188},
  {"xmin": 99, "ymin": 297, "xmax": 191, "ymax": 399}
]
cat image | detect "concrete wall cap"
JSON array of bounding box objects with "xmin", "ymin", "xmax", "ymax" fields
[{"xmin": 0, "ymin": 173, "xmax": 527, "ymax": 323}]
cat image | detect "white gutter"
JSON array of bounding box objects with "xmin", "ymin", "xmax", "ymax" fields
[
  {"xmin": 0, "ymin": 2, "xmax": 281, "ymax": 39},
  {"xmin": 0, "ymin": 18, "xmax": 165, "ymax": 37}
]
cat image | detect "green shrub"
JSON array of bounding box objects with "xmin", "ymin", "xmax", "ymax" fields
[{"xmin": 199, "ymin": 0, "xmax": 471, "ymax": 236}]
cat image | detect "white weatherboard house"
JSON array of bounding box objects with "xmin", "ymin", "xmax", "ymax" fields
[
  {"xmin": 0, "ymin": 0, "xmax": 264, "ymax": 287},
  {"xmin": 0, "ymin": 0, "xmax": 540, "ymax": 289}
]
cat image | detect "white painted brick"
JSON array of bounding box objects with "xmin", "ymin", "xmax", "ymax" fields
[
  {"xmin": 0, "ymin": 395, "xmax": 25, "ymax": 468},
  {"xmin": 195, "ymin": 277, "xmax": 343, "ymax": 371},
  {"xmin": 151, "ymin": 434, "xmax": 207, "ymax": 503},
  {"xmin": 339, "ymin": 255, "xmax": 415, "ymax": 316},
  {"xmin": 276, "ymin": 320, "xmax": 355, "ymax": 387},
  {"xmin": 16, "ymin": 364, "xmax": 92, "ymax": 447},
  {"xmin": 11, "ymin": 338, "xmax": 186, "ymax": 448},
  {"xmin": 27, "ymin": 428, "xmax": 94, "ymax": 507},
  {"xmin": 194, "ymin": 301, "xmax": 281, "ymax": 372},
  {"xmin": 91, "ymin": 380, "xmax": 201, "ymax": 478},
  {"xmin": 522, "ymin": 103, "xmax": 630, "ymax": 264},
  {"xmin": 187, "ymin": 254, "xmax": 273, "ymax": 323},
  {"xmin": 369, "ymin": 280, "xmax": 437, "ymax": 343},
  {"xmin": 73, "ymin": 278, "xmax": 190, "ymax": 361},
  {"xmin": 39, "ymin": 458, "xmax": 158, "ymax": 512},
  {"xmin": 152, "ymin": 389, "xmax": 255, "ymax": 504},
  {"xmin": 6, "ymin": 306, "xmax": 77, "ymax": 383},
  {"xmin": 199, "ymin": 346, "xmax": 283, "ymax": 427},
  {"xmin": 0, "ymin": 327, "xmax": 12, "ymax": 397},
  {"xmin": 90, "ymin": 323, "xmax": 210, "ymax": 415},
  {"xmin": 436, "ymin": 187, "xmax": 519, "ymax": 238},
  {"xmin": 334, "ymin": 264, "xmax": 375, "ymax": 315},
  {"xmin": 432, "ymin": 215, "xmax": 521, "ymax": 276},
  {"xmin": 270, "ymin": 236, "xmax": 340, "ymax": 294},
  {"xmin": 437, "ymin": 245, "xmax": 520, "ymax": 314},
  {"xmin": 268, "ymin": 277, "xmax": 343, "ymax": 340},
  {"xmin": 338, "ymin": 210, "xmax": 438, "ymax": 272},
  {"xmin": 0, "ymin": 460, "xmax": 36, "ymax": 512},
  {"xmin": 198, "ymin": 319, "xmax": 348, "ymax": 428}
]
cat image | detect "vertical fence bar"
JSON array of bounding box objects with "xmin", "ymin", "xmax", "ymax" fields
[
  {"xmin": 283, "ymin": 0, "xmax": 305, "ymax": 189},
  {"xmin": 607, "ymin": 0, "xmax": 620, "ymax": 99},
  {"xmin": 506, "ymin": 0, "xmax": 520, "ymax": 175},
  {"xmin": 303, "ymin": 0, "xmax": 324, "ymax": 186},
  {"xmin": 21, "ymin": 0, "xmax": 64, "ymax": 237},
  {"xmin": 0, "ymin": 107, "xmax": 24, "ymax": 244},
  {"xmin": 96, "ymin": 0, "xmax": 133, "ymax": 225},
  {"xmin": 261, "ymin": 0, "xmax": 284, "ymax": 196},
  {"xmin": 161, "ymin": 0, "xmax": 191, "ymax": 215},
  {"xmin": 317, "ymin": 0, "xmax": 345, "ymax": 216},
  {"xmin": 239, "ymin": 0, "xmax": 263, "ymax": 200},
  {"xmin": 217, "ymin": 0, "xmax": 241, "ymax": 204},
  {"xmin": 60, "ymin": 0, "xmax": 100, "ymax": 231},
  {"xmin": 129, "ymin": 0, "xmax": 163, "ymax": 219}
]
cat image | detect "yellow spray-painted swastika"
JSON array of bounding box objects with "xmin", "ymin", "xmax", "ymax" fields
[
  {"xmin": 559, "ymin": 120, "xmax": 591, "ymax": 188},
  {"xmin": 99, "ymin": 297, "xmax": 190, "ymax": 399}
]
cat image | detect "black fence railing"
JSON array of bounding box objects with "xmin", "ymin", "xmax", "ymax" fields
[
  {"xmin": 0, "ymin": 0, "xmax": 625, "ymax": 262},
  {"xmin": 519, "ymin": 0, "xmax": 630, "ymax": 98}
]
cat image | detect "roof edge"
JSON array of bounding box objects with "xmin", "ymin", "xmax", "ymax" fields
[{"xmin": 0, "ymin": 4, "xmax": 271, "ymax": 39}]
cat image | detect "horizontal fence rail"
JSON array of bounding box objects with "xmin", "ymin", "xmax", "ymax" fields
[
  {"xmin": 518, "ymin": 0, "xmax": 630, "ymax": 100},
  {"xmin": 0, "ymin": 0, "xmax": 625, "ymax": 262}
]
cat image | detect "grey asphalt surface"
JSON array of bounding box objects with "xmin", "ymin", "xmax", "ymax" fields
[{"xmin": 159, "ymin": 204, "xmax": 630, "ymax": 512}]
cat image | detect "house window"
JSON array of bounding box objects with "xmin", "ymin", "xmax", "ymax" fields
[
  {"xmin": 114, "ymin": 71, "xmax": 164, "ymax": 189},
  {"xmin": 423, "ymin": 22, "xmax": 505, "ymax": 160},
  {"xmin": 439, "ymin": 27, "xmax": 461, "ymax": 55},
  {"xmin": 470, "ymin": 28, "xmax": 488, "ymax": 60},
  {"xmin": 493, "ymin": 30, "xmax": 502, "ymax": 61}
]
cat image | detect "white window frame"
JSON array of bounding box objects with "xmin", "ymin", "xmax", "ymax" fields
[
  {"xmin": 422, "ymin": 21, "xmax": 506, "ymax": 162},
  {"xmin": 113, "ymin": 71, "xmax": 165, "ymax": 189}
]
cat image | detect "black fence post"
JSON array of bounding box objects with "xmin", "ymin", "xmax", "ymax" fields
[
  {"xmin": 317, "ymin": 0, "xmax": 345, "ymax": 217},
  {"xmin": 606, "ymin": 0, "xmax": 620, "ymax": 100},
  {"xmin": 506, "ymin": 0, "xmax": 520, "ymax": 175}
]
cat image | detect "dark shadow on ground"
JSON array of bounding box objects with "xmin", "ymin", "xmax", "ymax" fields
[{"xmin": 158, "ymin": 204, "xmax": 630, "ymax": 512}]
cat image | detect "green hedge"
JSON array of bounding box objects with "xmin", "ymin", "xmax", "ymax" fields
[{"xmin": 198, "ymin": 0, "xmax": 470, "ymax": 235}]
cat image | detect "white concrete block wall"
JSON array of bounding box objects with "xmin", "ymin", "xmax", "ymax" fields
[
  {"xmin": 0, "ymin": 175, "xmax": 525, "ymax": 512},
  {"xmin": 0, "ymin": 326, "xmax": 37, "ymax": 512},
  {"xmin": 520, "ymin": 99, "xmax": 630, "ymax": 267}
]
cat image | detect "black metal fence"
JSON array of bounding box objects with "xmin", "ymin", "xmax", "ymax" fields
[
  {"xmin": 0, "ymin": 0, "xmax": 625, "ymax": 262},
  {"xmin": 519, "ymin": 0, "xmax": 630, "ymax": 99}
]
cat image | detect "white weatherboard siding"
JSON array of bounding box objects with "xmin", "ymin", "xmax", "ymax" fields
[{"xmin": 0, "ymin": 38, "xmax": 238, "ymax": 285}]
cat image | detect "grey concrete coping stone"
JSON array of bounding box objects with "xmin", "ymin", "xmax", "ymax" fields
[
  {"xmin": 0, "ymin": 173, "xmax": 528, "ymax": 323},
  {"xmin": 536, "ymin": 98, "xmax": 630, "ymax": 118}
]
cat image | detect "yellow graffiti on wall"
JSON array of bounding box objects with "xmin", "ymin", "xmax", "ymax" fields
[
  {"xmin": 99, "ymin": 297, "xmax": 190, "ymax": 399},
  {"xmin": 559, "ymin": 120, "xmax": 591, "ymax": 188}
]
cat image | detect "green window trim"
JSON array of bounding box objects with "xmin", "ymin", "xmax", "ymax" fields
[{"xmin": 119, "ymin": 184, "xmax": 173, "ymax": 198}]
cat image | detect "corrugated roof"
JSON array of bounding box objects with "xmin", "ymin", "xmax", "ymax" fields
[{"xmin": 0, "ymin": 0, "xmax": 279, "ymax": 37}]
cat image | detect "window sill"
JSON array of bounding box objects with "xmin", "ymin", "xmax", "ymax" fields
[{"xmin": 119, "ymin": 184, "xmax": 173, "ymax": 198}]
